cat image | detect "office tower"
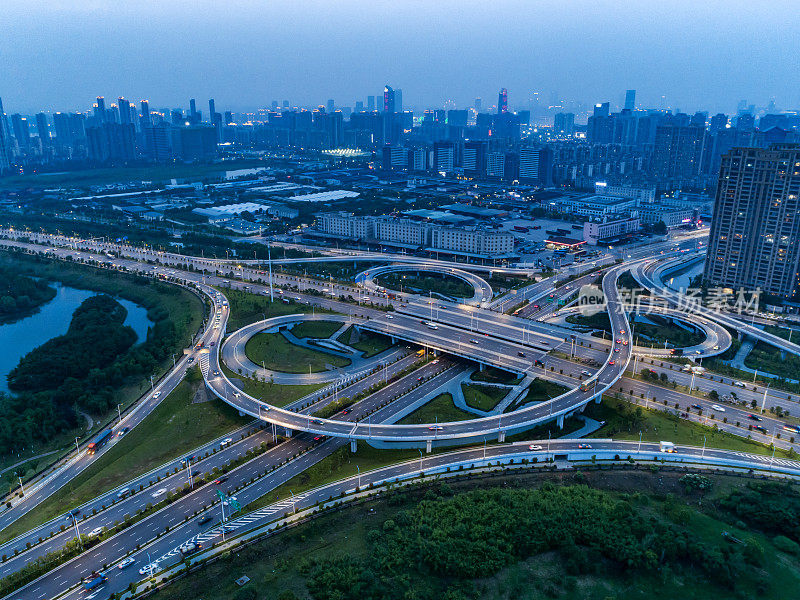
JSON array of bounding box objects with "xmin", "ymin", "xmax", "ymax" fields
[
  {"xmin": 140, "ymin": 100, "xmax": 151, "ymax": 128},
  {"xmin": 367, "ymin": 96, "xmax": 375, "ymax": 111},
  {"xmin": 498, "ymin": 88, "xmax": 508, "ymax": 114},
  {"xmin": 652, "ymin": 123, "xmax": 705, "ymax": 181},
  {"xmin": 53, "ymin": 112, "xmax": 72, "ymax": 146},
  {"xmin": 383, "ymin": 86, "xmax": 395, "ymax": 113},
  {"xmin": 593, "ymin": 102, "xmax": 610, "ymax": 118},
  {"xmin": 381, "ymin": 145, "xmax": 408, "ymax": 170},
  {"xmin": 35, "ymin": 113, "xmax": 50, "ymax": 147},
  {"xmin": 486, "ymin": 151, "xmax": 505, "ymax": 178},
  {"xmin": 433, "ymin": 141, "xmax": 455, "ymax": 172},
  {"xmin": 171, "ymin": 110, "xmax": 183, "ymax": 125},
  {"xmin": 326, "ymin": 99, "xmax": 335, "ymax": 113},
  {"xmin": 208, "ymin": 99, "xmax": 216, "ymax": 122},
  {"xmin": 553, "ymin": 112, "xmax": 575, "ymax": 135},
  {"xmin": 704, "ymin": 144, "xmax": 800, "ymax": 298},
  {"xmin": 354, "ymin": 101, "xmax": 364, "ymax": 112},
  {"xmin": 587, "ymin": 103, "xmax": 612, "ymax": 144},
  {"xmin": 11, "ymin": 114, "xmax": 30, "ymax": 148},
  {"xmin": 189, "ymin": 99, "xmax": 197, "ymax": 123},
  {"xmin": 0, "ymin": 102, "xmax": 9, "ymax": 171},
  {"xmin": 474, "ymin": 97, "xmax": 482, "ymax": 112},
  {"xmin": 463, "ymin": 140, "xmax": 487, "ymax": 175},
  {"xmin": 144, "ymin": 122, "xmax": 172, "ymax": 161},
  {"xmin": 0, "ymin": 97, "xmax": 8, "ymax": 144},
  {"xmin": 519, "ymin": 146, "xmax": 552, "ymax": 185},
  {"xmin": 624, "ymin": 89, "xmax": 636, "ymax": 111},
  {"xmin": 395, "ymin": 89, "xmax": 402, "ymax": 112},
  {"xmin": 224, "ymin": 111, "xmax": 233, "ymax": 125}
]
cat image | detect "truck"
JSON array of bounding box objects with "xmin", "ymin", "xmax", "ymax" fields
[
  {"xmin": 87, "ymin": 429, "xmax": 113, "ymax": 455},
  {"xmin": 513, "ymin": 225, "xmax": 529, "ymax": 233},
  {"xmin": 83, "ymin": 573, "xmax": 108, "ymax": 591},
  {"xmin": 659, "ymin": 441, "xmax": 676, "ymax": 453}
]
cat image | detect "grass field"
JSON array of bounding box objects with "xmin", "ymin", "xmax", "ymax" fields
[
  {"xmin": 0, "ymin": 160, "xmax": 266, "ymax": 190},
  {"xmin": 338, "ymin": 326, "xmax": 394, "ymax": 357},
  {"xmin": 461, "ymin": 384, "xmax": 508, "ymax": 411},
  {"xmin": 586, "ymin": 395, "xmax": 796, "ymax": 458},
  {"xmin": 148, "ymin": 470, "xmax": 800, "ymax": 600},
  {"xmin": 221, "ymin": 289, "xmax": 341, "ymax": 332},
  {"xmin": 290, "ymin": 321, "xmax": 342, "ymax": 339},
  {"xmin": 219, "ymin": 362, "xmax": 323, "ymax": 407},
  {"xmin": 244, "ymin": 332, "xmax": 351, "ymax": 373},
  {"xmin": 471, "ymin": 367, "xmax": 522, "ymax": 385},
  {"xmin": 0, "ymin": 378, "xmax": 250, "ymax": 544},
  {"xmin": 397, "ymin": 393, "xmax": 476, "ymax": 425}
]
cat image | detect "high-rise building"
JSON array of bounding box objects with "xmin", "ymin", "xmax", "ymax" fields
[
  {"xmin": 354, "ymin": 101, "xmax": 364, "ymax": 113},
  {"xmin": 11, "ymin": 114, "xmax": 30, "ymax": 148},
  {"xmin": 140, "ymin": 100, "xmax": 151, "ymax": 128},
  {"xmin": 704, "ymin": 144, "xmax": 800, "ymax": 298},
  {"xmin": 87, "ymin": 122, "xmax": 136, "ymax": 162},
  {"xmin": 0, "ymin": 100, "xmax": 9, "ymax": 171},
  {"xmin": 208, "ymin": 99, "xmax": 216, "ymax": 122},
  {"xmin": 34, "ymin": 113, "xmax": 50, "ymax": 148},
  {"xmin": 189, "ymin": 99, "xmax": 197, "ymax": 123},
  {"xmin": 118, "ymin": 97, "xmax": 131, "ymax": 124},
  {"xmin": 519, "ymin": 146, "xmax": 551, "ymax": 185},
  {"xmin": 95, "ymin": 96, "xmax": 106, "ymax": 122},
  {"xmin": 651, "ymin": 123, "xmax": 705, "ymax": 181},
  {"xmin": 624, "ymin": 89, "xmax": 636, "ymax": 111},
  {"xmin": 497, "ymin": 88, "xmax": 508, "ymax": 114},
  {"xmin": 474, "ymin": 97, "xmax": 482, "ymax": 112},
  {"xmin": 395, "ymin": 89, "xmax": 402, "ymax": 112},
  {"xmin": 553, "ymin": 112, "xmax": 575, "ymax": 135},
  {"xmin": 326, "ymin": 99, "xmax": 335, "ymax": 113},
  {"xmin": 53, "ymin": 112, "xmax": 72, "ymax": 146},
  {"xmin": 367, "ymin": 96, "xmax": 375, "ymax": 111},
  {"xmin": 383, "ymin": 86, "xmax": 395, "ymax": 113}
]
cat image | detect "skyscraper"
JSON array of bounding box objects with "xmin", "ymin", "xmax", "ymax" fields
[
  {"xmin": 624, "ymin": 89, "xmax": 636, "ymax": 111},
  {"xmin": 704, "ymin": 144, "xmax": 800, "ymax": 298},
  {"xmin": 474, "ymin": 98, "xmax": 482, "ymax": 112},
  {"xmin": 395, "ymin": 89, "xmax": 402, "ymax": 112},
  {"xmin": 498, "ymin": 88, "xmax": 508, "ymax": 114},
  {"xmin": 118, "ymin": 97, "xmax": 131, "ymax": 124},
  {"xmin": 208, "ymin": 99, "xmax": 216, "ymax": 121},
  {"xmin": 383, "ymin": 86, "xmax": 395, "ymax": 113},
  {"xmin": 189, "ymin": 99, "xmax": 197, "ymax": 123},
  {"xmin": 367, "ymin": 96, "xmax": 375, "ymax": 111},
  {"xmin": 95, "ymin": 96, "xmax": 106, "ymax": 122},
  {"xmin": 35, "ymin": 113, "xmax": 50, "ymax": 147},
  {"xmin": 140, "ymin": 100, "xmax": 151, "ymax": 128},
  {"xmin": 0, "ymin": 100, "xmax": 9, "ymax": 171},
  {"xmin": 11, "ymin": 114, "xmax": 30, "ymax": 148}
]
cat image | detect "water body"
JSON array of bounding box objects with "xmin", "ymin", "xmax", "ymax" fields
[{"xmin": 0, "ymin": 284, "xmax": 153, "ymax": 393}]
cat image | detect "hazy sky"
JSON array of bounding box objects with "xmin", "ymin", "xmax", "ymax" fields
[{"xmin": 2, "ymin": 0, "xmax": 799, "ymax": 115}]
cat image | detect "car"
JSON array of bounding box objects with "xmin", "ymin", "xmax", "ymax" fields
[
  {"xmin": 151, "ymin": 488, "xmax": 167, "ymax": 498},
  {"xmin": 619, "ymin": 329, "xmax": 626, "ymax": 335},
  {"xmin": 713, "ymin": 345, "xmax": 720, "ymax": 350},
  {"xmin": 212, "ymin": 370, "xmax": 220, "ymax": 377},
  {"xmin": 153, "ymin": 391, "xmax": 161, "ymax": 398},
  {"xmin": 88, "ymin": 527, "xmax": 104, "ymax": 537},
  {"xmin": 116, "ymin": 487, "xmax": 130, "ymax": 499},
  {"xmin": 197, "ymin": 515, "xmax": 214, "ymax": 526},
  {"xmin": 616, "ymin": 339, "xmax": 621, "ymax": 344},
  {"xmin": 711, "ymin": 404, "xmax": 726, "ymax": 412},
  {"xmin": 387, "ymin": 315, "xmax": 394, "ymax": 319},
  {"xmin": 342, "ymin": 409, "xmax": 350, "ymax": 415},
  {"xmin": 614, "ymin": 347, "xmax": 620, "ymax": 352},
  {"xmin": 695, "ymin": 350, "xmax": 701, "ymax": 355},
  {"xmin": 748, "ymin": 413, "xmax": 763, "ymax": 421},
  {"xmin": 210, "ymin": 341, "xmax": 216, "ymax": 347},
  {"xmin": 428, "ymin": 425, "xmax": 444, "ymax": 431},
  {"xmin": 188, "ymin": 356, "xmax": 195, "ymax": 362},
  {"xmin": 313, "ymin": 435, "xmax": 324, "ymax": 441},
  {"xmin": 179, "ymin": 541, "xmax": 202, "ymax": 554},
  {"xmin": 581, "ymin": 370, "xmax": 591, "ymax": 376},
  {"xmin": 517, "ymin": 351, "xmax": 526, "ymax": 357},
  {"xmin": 417, "ymin": 376, "xmax": 423, "ymax": 381},
  {"xmin": 118, "ymin": 557, "xmax": 135, "ymax": 569},
  {"xmin": 691, "ymin": 403, "xmax": 702, "ymax": 410},
  {"xmin": 528, "ymin": 444, "xmax": 543, "ymax": 451},
  {"xmin": 213, "ymin": 476, "xmax": 228, "ymax": 485},
  {"xmin": 139, "ymin": 564, "xmax": 161, "ymax": 576},
  {"xmin": 733, "ymin": 381, "xmax": 746, "ymax": 388},
  {"xmin": 469, "ymin": 339, "xmax": 479, "ymax": 344},
  {"xmin": 608, "ymin": 360, "xmax": 616, "ymax": 365},
  {"xmin": 118, "ymin": 426, "xmax": 129, "ymax": 436},
  {"xmin": 622, "ymin": 340, "xmax": 629, "ymax": 346},
  {"xmin": 313, "ymin": 419, "xmax": 324, "ymax": 425},
  {"xmin": 577, "ymin": 443, "xmax": 592, "ymax": 449}
]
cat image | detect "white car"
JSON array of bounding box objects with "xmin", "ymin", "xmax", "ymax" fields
[
  {"xmin": 139, "ymin": 563, "xmax": 160, "ymax": 576},
  {"xmin": 711, "ymin": 404, "xmax": 726, "ymax": 412},
  {"xmin": 118, "ymin": 557, "xmax": 135, "ymax": 569},
  {"xmin": 528, "ymin": 444, "xmax": 543, "ymax": 451},
  {"xmin": 387, "ymin": 315, "xmax": 393, "ymax": 319},
  {"xmin": 153, "ymin": 391, "xmax": 161, "ymax": 398},
  {"xmin": 88, "ymin": 527, "xmax": 104, "ymax": 537},
  {"xmin": 151, "ymin": 488, "xmax": 167, "ymax": 498}
]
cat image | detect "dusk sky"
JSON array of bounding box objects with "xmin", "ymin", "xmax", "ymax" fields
[{"xmin": 2, "ymin": 0, "xmax": 799, "ymax": 115}]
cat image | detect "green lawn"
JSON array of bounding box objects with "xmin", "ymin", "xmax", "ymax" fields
[
  {"xmin": 220, "ymin": 362, "xmax": 323, "ymax": 407},
  {"xmin": 0, "ymin": 377, "xmax": 250, "ymax": 544},
  {"xmin": 586, "ymin": 395, "xmax": 796, "ymax": 458},
  {"xmin": 290, "ymin": 320, "xmax": 343, "ymax": 339},
  {"xmin": 244, "ymin": 332, "xmax": 351, "ymax": 373},
  {"xmin": 221, "ymin": 289, "xmax": 339, "ymax": 331},
  {"xmin": 397, "ymin": 393, "xmax": 476, "ymax": 425},
  {"xmin": 376, "ymin": 272, "xmax": 474, "ymax": 298},
  {"xmin": 461, "ymin": 384, "xmax": 508, "ymax": 411},
  {"xmin": 0, "ymin": 160, "xmax": 265, "ymax": 190},
  {"xmin": 337, "ymin": 326, "xmax": 394, "ymax": 357},
  {"xmin": 471, "ymin": 367, "xmax": 522, "ymax": 385}
]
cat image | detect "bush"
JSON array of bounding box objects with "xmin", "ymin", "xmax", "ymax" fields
[{"xmin": 773, "ymin": 535, "xmax": 800, "ymax": 555}]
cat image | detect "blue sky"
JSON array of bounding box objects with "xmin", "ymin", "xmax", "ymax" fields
[{"xmin": 1, "ymin": 0, "xmax": 798, "ymax": 114}]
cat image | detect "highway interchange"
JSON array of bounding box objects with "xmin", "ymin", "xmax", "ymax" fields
[{"xmin": 0, "ymin": 228, "xmax": 798, "ymax": 599}]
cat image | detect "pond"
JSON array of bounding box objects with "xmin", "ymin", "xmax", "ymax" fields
[{"xmin": 0, "ymin": 284, "xmax": 153, "ymax": 393}]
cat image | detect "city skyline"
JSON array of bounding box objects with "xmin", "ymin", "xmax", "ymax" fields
[{"xmin": 2, "ymin": 0, "xmax": 799, "ymax": 114}]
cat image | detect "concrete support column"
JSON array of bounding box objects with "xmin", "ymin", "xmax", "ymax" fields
[
  {"xmin": 426, "ymin": 439, "xmax": 432, "ymax": 453},
  {"xmin": 498, "ymin": 430, "xmax": 506, "ymax": 443},
  {"xmin": 579, "ymin": 402, "xmax": 587, "ymax": 413},
  {"xmin": 350, "ymin": 439, "xmax": 357, "ymax": 453},
  {"xmin": 284, "ymin": 428, "xmax": 293, "ymax": 438},
  {"xmin": 594, "ymin": 395, "xmax": 602, "ymax": 404},
  {"xmin": 391, "ymin": 336, "xmax": 396, "ymax": 344},
  {"xmin": 557, "ymin": 414, "xmax": 565, "ymax": 429},
  {"xmin": 479, "ymin": 362, "xmax": 486, "ymax": 372}
]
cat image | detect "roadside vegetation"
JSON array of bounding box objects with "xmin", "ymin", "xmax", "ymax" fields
[
  {"xmin": 461, "ymin": 384, "xmax": 507, "ymax": 412},
  {"xmin": 291, "ymin": 321, "xmax": 342, "ymax": 339},
  {"xmin": 148, "ymin": 471, "xmax": 800, "ymax": 600},
  {"xmin": 0, "ymin": 371, "xmax": 250, "ymax": 543},
  {"xmin": 245, "ymin": 333, "xmax": 351, "ymax": 374},
  {"xmin": 376, "ymin": 272, "xmax": 474, "ymax": 299},
  {"xmin": 338, "ymin": 327, "xmax": 394, "ymax": 357},
  {"xmin": 396, "ymin": 393, "xmax": 476, "ymax": 425}
]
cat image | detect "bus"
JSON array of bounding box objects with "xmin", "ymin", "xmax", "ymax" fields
[
  {"xmin": 87, "ymin": 429, "xmax": 113, "ymax": 455},
  {"xmin": 83, "ymin": 574, "xmax": 107, "ymax": 591}
]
